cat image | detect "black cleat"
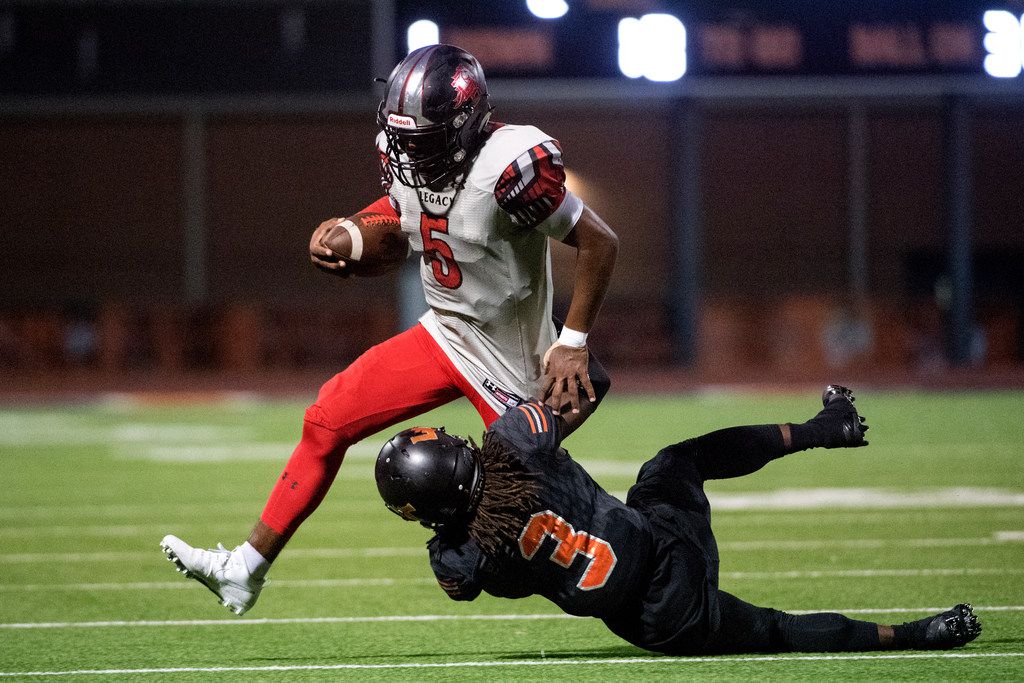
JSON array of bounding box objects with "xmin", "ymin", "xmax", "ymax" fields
[
  {"xmin": 900, "ymin": 604, "xmax": 982, "ymax": 649},
  {"xmin": 822, "ymin": 384, "xmax": 855, "ymax": 406},
  {"xmin": 810, "ymin": 385, "xmax": 869, "ymax": 448}
]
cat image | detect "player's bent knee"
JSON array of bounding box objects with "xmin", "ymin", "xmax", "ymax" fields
[
  {"xmin": 306, "ymin": 372, "xmax": 372, "ymax": 440},
  {"xmin": 301, "ymin": 405, "xmax": 351, "ymax": 456}
]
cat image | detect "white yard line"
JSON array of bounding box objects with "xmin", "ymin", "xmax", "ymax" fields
[
  {"xmin": 2, "ymin": 607, "xmax": 1023, "ymax": 631},
  {"xmin": 707, "ymin": 487, "xmax": 1024, "ymax": 510},
  {"xmin": 722, "ymin": 567, "xmax": 1021, "ymax": 579},
  {"xmin": 0, "ymin": 525, "xmax": 245, "ymax": 539},
  {"xmin": 713, "ymin": 510, "xmax": 1024, "ymax": 526},
  {"xmin": 3, "ymin": 533, "xmax": 1021, "ymax": 563},
  {"xmin": 0, "ymin": 613, "xmax": 578, "ymax": 630},
  {"xmin": 0, "ymin": 578, "xmax": 438, "ymax": 592},
  {"xmin": 117, "ymin": 441, "xmax": 383, "ymax": 462},
  {"xmin": 116, "ymin": 443, "xmax": 299, "ymax": 462},
  {"xmin": 3, "ymin": 522, "xmax": 1020, "ymax": 542},
  {"xmin": 612, "ymin": 487, "xmax": 1024, "ymax": 508},
  {"xmin": 0, "ymin": 421, "xmax": 253, "ymax": 447},
  {"xmin": 0, "ymin": 503, "xmax": 262, "ymax": 521},
  {"xmin": 0, "ymin": 525, "xmax": 989, "ymax": 541},
  {"xmin": 1, "ymin": 652, "xmax": 1022, "ymax": 677},
  {"xmin": 0, "ymin": 567, "xmax": 1017, "ymax": 593},
  {"xmin": 0, "ymin": 546, "xmax": 425, "ymax": 563},
  {"xmin": 719, "ymin": 536, "xmax": 1021, "ymax": 551},
  {"xmin": 4, "ymin": 494, "xmax": 1023, "ymax": 523}
]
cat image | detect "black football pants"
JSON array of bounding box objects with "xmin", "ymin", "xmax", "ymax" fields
[
  {"xmin": 704, "ymin": 590, "xmax": 880, "ymax": 653},
  {"xmin": 666, "ymin": 424, "xmax": 882, "ymax": 653}
]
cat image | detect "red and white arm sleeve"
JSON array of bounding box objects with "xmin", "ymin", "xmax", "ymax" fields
[
  {"xmin": 493, "ymin": 140, "xmax": 584, "ymax": 240},
  {"xmin": 356, "ymin": 194, "xmax": 401, "ymax": 219}
]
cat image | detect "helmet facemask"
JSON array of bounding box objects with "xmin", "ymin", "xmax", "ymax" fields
[
  {"xmin": 376, "ymin": 45, "xmax": 492, "ymax": 190},
  {"xmin": 377, "ymin": 101, "xmax": 490, "ymax": 189}
]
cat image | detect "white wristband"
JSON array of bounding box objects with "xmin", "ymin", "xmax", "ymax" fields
[{"xmin": 558, "ymin": 326, "xmax": 588, "ymax": 348}]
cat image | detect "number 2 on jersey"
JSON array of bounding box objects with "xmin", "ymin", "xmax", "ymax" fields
[
  {"xmin": 518, "ymin": 510, "xmax": 617, "ymax": 590},
  {"xmin": 419, "ymin": 214, "xmax": 463, "ymax": 289}
]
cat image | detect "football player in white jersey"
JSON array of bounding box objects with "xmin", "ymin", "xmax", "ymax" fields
[{"xmin": 160, "ymin": 44, "xmax": 619, "ymax": 616}]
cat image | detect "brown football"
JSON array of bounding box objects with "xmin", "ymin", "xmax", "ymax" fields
[{"xmin": 321, "ymin": 211, "xmax": 409, "ymax": 277}]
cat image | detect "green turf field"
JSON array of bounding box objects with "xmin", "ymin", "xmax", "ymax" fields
[{"xmin": 1, "ymin": 390, "xmax": 1023, "ymax": 680}]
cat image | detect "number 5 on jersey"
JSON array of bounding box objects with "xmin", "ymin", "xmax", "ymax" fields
[
  {"xmin": 420, "ymin": 214, "xmax": 463, "ymax": 289},
  {"xmin": 518, "ymin": 510, "xmax": 617, "ymax": 590}
]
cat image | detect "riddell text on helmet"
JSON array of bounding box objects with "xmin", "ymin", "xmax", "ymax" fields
[{"xmin": 387, "ymin": 113, "xmax": 417, "ymax": 129}]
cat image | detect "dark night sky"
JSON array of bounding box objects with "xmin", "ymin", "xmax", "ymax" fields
[{"xmin": 2, "ymin": 1, "xmax": 1022, "ymax": 95}]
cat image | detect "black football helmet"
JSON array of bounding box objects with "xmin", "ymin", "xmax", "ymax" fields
[
  {"xmin": 375, "ymin": 426, "xmax": 484, "ymax": 528},
  {"xmin": 376, "ymin": 44, "xmax": 492, "ymax": 189}
]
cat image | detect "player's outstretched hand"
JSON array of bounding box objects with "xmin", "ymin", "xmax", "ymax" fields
[
  {"xmin": 816, "ymin": 385, "xmax": 870, "ymax": 448},
  {"xmin": 541, "ymin": 343, "xmax": 596, "ymax": 415},
  {"xmin": 309, "ymin": 218, "xmax": 351, "ymax": 278}
]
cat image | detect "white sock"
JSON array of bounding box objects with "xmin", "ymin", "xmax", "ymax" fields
[{"xmin": 238, "ymin": 541, "xmax": 270, "ymax": 579}]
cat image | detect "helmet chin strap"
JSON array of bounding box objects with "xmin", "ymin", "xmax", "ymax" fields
[{"xmin": 410, "ymin": 116, "xmax": 492, "ymax": 218}]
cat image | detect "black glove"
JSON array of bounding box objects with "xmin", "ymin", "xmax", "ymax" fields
[{"xmin": 791, "ymin": 385, "xmax": 870, "ymax": 450}]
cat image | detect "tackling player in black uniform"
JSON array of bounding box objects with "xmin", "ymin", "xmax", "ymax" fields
[{"xmin": 374, "ymin": 386, "xmax": 982, "ymax": 655}]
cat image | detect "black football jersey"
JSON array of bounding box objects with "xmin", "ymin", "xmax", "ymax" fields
[{"xmin": 429, "ymin": 402, "xmax": 653, "ymax": 618}]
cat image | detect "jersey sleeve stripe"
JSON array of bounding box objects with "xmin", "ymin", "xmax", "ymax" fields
[
  {"xmin": 529, "ymin": 402, "xmax": 549, "ymax": 432},
  {"xmin": 493, "ymin": 140, "xmax": 569, "ymax": 230},
  {"xmin": 524, "ymin": 404, "xmax": 541, "ymax": 433},
  {"xmin": 523, "ymin": 403, "xmax": 549, "ymax": 433},
  {"xmin": 520, "ymin": 146, "xmax": 541, "ymax": 186},
  {"xmin": 517, "ymin": 405, "xmax": 538, "ymax": 434}
]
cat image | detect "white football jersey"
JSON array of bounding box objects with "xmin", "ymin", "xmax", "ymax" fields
[{"xmin": 378, "ymin": 124, "xmax": 584, "ymax": 415}]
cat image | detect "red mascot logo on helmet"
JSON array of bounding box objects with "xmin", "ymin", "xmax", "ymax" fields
[{"xmin": 450, "ymin": 64, "xmax": 482, "ymax": 108}]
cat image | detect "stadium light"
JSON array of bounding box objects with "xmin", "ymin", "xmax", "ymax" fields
[
  {"xmin": 407, "ymin": 19, "xmax": 439, "ymax": 53},
  {"xmin": 982, "ymin": 10, "xmax": 1024, "ymax": 78},
  {"xmin": 527, "ymin": 0, "xmax": 569, "ymax": 20},
  {"xmin": 618, "ymin": 14, "xmax": 687, "ymax": 82}
]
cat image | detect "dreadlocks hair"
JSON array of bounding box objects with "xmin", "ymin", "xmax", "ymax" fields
[{"xmin": 466, "ymin": 430, "xmax": 541, "ymax": 558}]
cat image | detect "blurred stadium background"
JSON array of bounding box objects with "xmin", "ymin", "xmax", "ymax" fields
[
  {"xmin": 2, "ymin": 1, "xmax": 1024, "ymax": 678},
  {"xmin": 2, "ymin": 0, "xmax": 1024, "ymax": 395}
]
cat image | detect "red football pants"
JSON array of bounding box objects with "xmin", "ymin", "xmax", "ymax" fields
[{"xmin": 260, "ymin": 323, "xmax": 499, "ymax": 536}]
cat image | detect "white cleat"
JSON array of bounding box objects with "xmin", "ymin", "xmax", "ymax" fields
[{"xmin": 159, "ymin": 534, "xmax": 264, "ymax": 615}]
